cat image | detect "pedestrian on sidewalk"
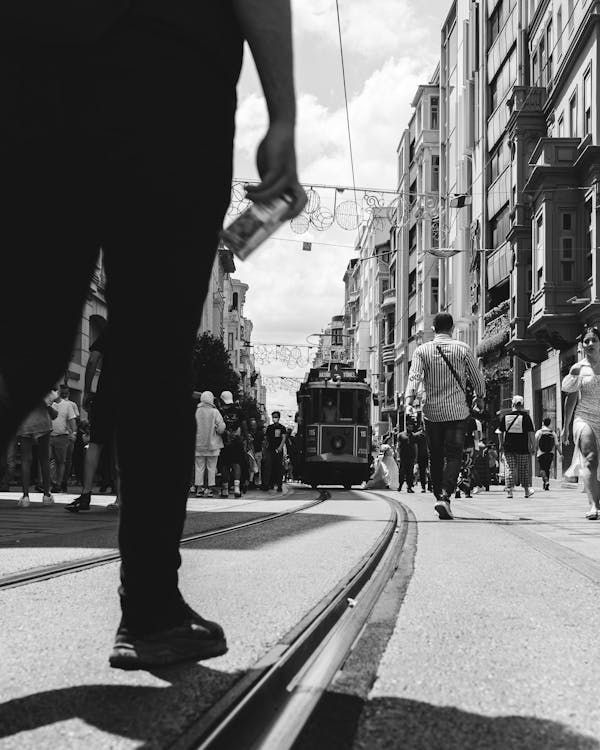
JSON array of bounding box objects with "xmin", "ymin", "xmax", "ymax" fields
[
  {"xmin": 58, "ymin": 384, "xmax": 80, "ymax": 492},
  {"xmin": 65, "ymin": 327, "xmax": 120, "ymax": 513},
  {"xmin": 49, "ymin": 389, "xmax": 77, "ymax": 492},
  {"xmin": 498, "ymin": 395, "xmax": 535, "ymax": 499},
  {"xmin": 263, "ymin": 411, "xmax": 287, "ymax": 492},
  {"xmin": 15, "ymin": 392, "xmax": 58, "ymax": 507},
  {"xmin": 405, "ymin": 312, "xmax": 485, "ymax": 520},
  {"xmin": 219, "ymin": 391, "xmax": 246, "ymax": 498},
  {"xmin": 396, "ymin": 422, "xmax": 415, "ymax": 492},
  {"xmin": 194, "ymin": 391, "xmax": 225, "ymax": 497},
  {"xmin": 561, "ymin": 325, "xmax": 600, "ymax": 520},
  {"xmin": 535, "ymin": 417, "xmax": 561, "ymax": 491},
  {"xmin": 246, "ymin": 417, "xmax": 264, "ymax": 489},
  {"xmin": 0, "ymin": 0, "xmax": 306, "ymax": 670},
  {"xmin": 455, "ymin": 412, "xmax": 481, "ymax": 498},
  {"xmin": 380, "ymin": 444, "xmax": 399, "ymax": 490},
  {"xmin": 412, "ymin": 422, "xmax": 430, "ymax": 493}
]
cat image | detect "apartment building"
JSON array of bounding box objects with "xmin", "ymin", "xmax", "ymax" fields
[
  {"xmin": 312, "ymin": 315, "xmax": 348, "ymax": 367},
  {"xmin": 393, "ymin": 67, "xmax": 442, "ymax": 423},
  {"xmin": 506, "ymin": 0, "xmax": 600, "ymax": 475}
]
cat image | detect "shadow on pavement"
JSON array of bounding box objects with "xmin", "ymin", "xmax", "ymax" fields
[
  {"xmin": 294, "ymin": 692, "xmax": 600, "ymax": 750},
  {"xmin": 0, "ymin": 662, "xmax": 240, "ymax": 748}
]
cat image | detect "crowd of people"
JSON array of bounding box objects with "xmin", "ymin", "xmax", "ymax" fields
[
  {"xmin": 366, "ymin": 312, "xmax": 598, "ymax": 524},
  {"xmin": 192, "ymin": 391, "xmax": 298, "ymax": 498}
]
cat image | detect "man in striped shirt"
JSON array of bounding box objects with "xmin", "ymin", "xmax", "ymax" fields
[{"xmin": 405, "ymin": 312, "xmax": 485, "ymax": 520}]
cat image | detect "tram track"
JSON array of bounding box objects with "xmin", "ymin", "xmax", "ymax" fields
[
  {"xmin": 171, "ymin": 491, "xmax": 409, "ymax": 750},
  {"xmin": 0, "ymin": 490, "xmax": 330, "ymax": 591}
]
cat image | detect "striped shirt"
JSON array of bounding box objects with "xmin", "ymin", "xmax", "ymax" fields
[{"xmin": 405, "ymin": 334, "xmax": 485, "ymax": 422}]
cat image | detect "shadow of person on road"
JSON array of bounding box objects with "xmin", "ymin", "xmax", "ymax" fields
[
  {"xmin": 295, "ymin": 691, "xmax": 600, "ymax": 750},
  {"xmin": 0, "ymin": 662, "xmax": 240, "ymax": 748}
]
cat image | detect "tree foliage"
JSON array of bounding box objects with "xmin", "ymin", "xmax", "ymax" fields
[
  {"xmin": 238, "ymin": 394, "xmax": 263, "ymax": 426},
  {"xmin": 192, "ymin": 333, "xmax": 240, "ymax": 398}
]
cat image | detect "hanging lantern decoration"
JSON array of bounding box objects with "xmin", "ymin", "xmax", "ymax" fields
[{"xmin": 427, "ymin": 247, "xmax": 460, "ymax": 258}]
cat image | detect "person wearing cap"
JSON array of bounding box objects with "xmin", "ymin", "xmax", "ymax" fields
[
  {"xmin": 194, "ymin": 392, "xmax": 226, "ymax": 498},
  {"xmin": 498, "ymin": 395, "xmax": 535, "ymax": 499},
  {"xmin": 219, "ymin": 391, "xmax": 246, "ymax": 498}
]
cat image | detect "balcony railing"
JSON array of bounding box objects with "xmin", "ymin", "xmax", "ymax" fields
[
  {"xmin": 476, "ymin": 311, "xmax": 510, "ymax": 358},
  {"xmin": 381, "ymin": 288, "xmax": 396, "ymax": 310},
  {"xmin": 382, "ymin": 343, "xmax": 395, "ymax": 364}
]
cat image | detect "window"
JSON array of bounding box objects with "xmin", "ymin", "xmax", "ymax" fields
[
  {"xmin": 332, "ymin": 328, "xmax": 343, "ymax": 346},
  {"xmin": 557, "ymin": 114, "xmax": 564, "ymax": 136},
  {"xmin": 585, "ymin": 199, "xmax": 593, "ymax": 279},
  {"xmin": 409, "ymin": 226, "xmax": 417, "ymax": 253},
  {"xmin": 430, "ymin": 278, "xmax": 439, "ymax": 314},
  {"xmin": 538, "ymin": 36, "xmax": 546, "ymax": 85},
  {"xmin": 490, "ymin": 204, "xmax": 511, "ymax": 249},
  {"xmin": 431, "ymin": 156, "xmax": 440, "ymax": 192},
  {"xmin": 557, "ymin": 7, "xmax": 563, "ymax": 58},
  {"xmin": 534, "ymin": 213, "xmax": 544, "ymax": 291},
  {"xmin": 560, "ymin": 212, "xmax": 575, "ymax": 282},
  {"xmin": 560, "ymin": 237, "xmax": 574, "ymax": 281},
  {"xmin": 231, "ymin": 292, "xmax": 238, "ymax": 310},
  {"xmin": 409, "ymin": 180, "xmax": 417, "ymax": 207},
  {"xmin": 408, "ymin": 269, "xmax": 417, "ymax": 296},
  {"xmin": 430, "ymin": 97, "xmax": 439, "ymax": 129},
  {"xmin": 409, "ymin": 138, "xmax": 416, "ymax": 163},
  {"xmin": 408, "ymin": 313, "xmax": 417, "ymax": 339},
  {"xmin": 228, "ymin": 332, "xmax": 234, "ymax": 351},
  {"xmin": 584, "ymin": 68, "xmax": 592, "ymax": 136},
  {"xmin": 532, "ymin": 52, "xmax": 538, "ymax": 87},
  {"xmin": 569, "ymin": 91, "xmax": 577, "ymax": 137},
  {"xmin": 546, "ymin": 21, "xmax": 553, "ymax": 80},
  {"xmin": 567, "ymin": 0, "xmax": 574, "ymax": 36}
]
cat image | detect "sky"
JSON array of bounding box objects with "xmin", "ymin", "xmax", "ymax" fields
[{"xmin": 229, "ymin": 0, "xmax": 452, "ymax": 418}]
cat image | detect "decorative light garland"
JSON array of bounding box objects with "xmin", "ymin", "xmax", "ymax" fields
[{"xmin": 227, "ymin": 180, "xmax": 440, "ymax": 234}]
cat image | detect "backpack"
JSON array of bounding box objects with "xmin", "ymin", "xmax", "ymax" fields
[{"xmin": 538, "ymin": 432, "xmax": 554, "ymax": 453}]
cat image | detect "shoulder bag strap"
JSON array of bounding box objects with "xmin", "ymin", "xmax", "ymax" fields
[
  {"xmin": 505, "ymin": 414, "xmax": 520, "ymax": 433},
  {"xmin": 435, "ymin": 344, "xmax": 469, "ymax": 405}
]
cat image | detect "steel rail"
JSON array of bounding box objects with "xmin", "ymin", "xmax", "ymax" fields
[
  {"xmin": 0, "ymin": 491, "xmax": 330, "ymax": 591},
  {"xmin": 172, "ymin": 493, "xmax": 407, "ymax": 750}
]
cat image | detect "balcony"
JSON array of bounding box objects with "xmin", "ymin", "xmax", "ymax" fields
[
  {"xmin": 382, "ymin": 343, "xmax": 395, "ymax": 364},
  {"xmin": 476, "ymin": 301, "xmax": 510, "ymax": 359},
  {"xmin": 381, "ymin": 288, "xmax": 396, "ymax": 310}
]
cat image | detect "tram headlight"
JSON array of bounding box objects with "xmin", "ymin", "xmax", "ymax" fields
[{"xmin": 331, "ymin": 434, "xmax": 346, "ymax": 453}]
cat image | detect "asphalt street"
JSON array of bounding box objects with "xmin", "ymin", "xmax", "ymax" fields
[
  {"xmin": 352, "ymin": 479, "xmax": 600, "ymax": 750},
  {"xmin": 0, "ymin": 488, "xmax": 392, "ymax": 749}
]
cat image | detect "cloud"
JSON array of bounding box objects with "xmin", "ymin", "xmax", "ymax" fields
[
  {"xmin": 292, "ymin": 0, "xmax": 430, "ymax": 60},
  {"xmin": 236, "ymin": 56, "xmax": 436, "ymax": 190}
]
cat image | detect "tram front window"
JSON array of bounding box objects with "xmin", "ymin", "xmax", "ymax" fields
[
  {"xmin": 322, "ymin": 396, "xmax": 337, "ymax": 423},
  {"xmin": 357, "ymin": 392, "xmax": 369, "ymax": 423},
  {"xmin": 339, "ymin": 391, "xmax": 354, "ymax": 421}
]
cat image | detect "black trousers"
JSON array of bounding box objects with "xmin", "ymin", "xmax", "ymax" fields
[
  {"xmin": 0, "ymin": 19, "xmax": 235, "ymax": 632},
  {"xmin": 263, "ymin": 449, "xmax": 283, "ymax": 489},
  {"xmin": 398, "ymin": 457, "xmax": 414, "ymax": 489},
  {"xmin": 424, "ymin": 419, "xmax": 468, "ymax": 500}
]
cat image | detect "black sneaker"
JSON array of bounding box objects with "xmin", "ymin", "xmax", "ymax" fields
[
  {"xmin": 434, "ymin": 497, "xmax": 454, "ymax": 520},
  {"xmin": 109, "ymin": 611, "xmax": 227, "ymax": 671}
]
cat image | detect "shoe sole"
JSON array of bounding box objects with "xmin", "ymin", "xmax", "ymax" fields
[
  {"xmin": 109, "ymin": 638, "xmax": 228, "ymax": 670},
  {"xmin": 434, "ymin": 502, "xmax": 453, "ymax": 520}
]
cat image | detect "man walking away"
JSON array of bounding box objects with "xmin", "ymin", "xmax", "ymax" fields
[
  {"xmin": 0, "ymin": 0, "xmax": 306, "ymax": 671},
  {"xmin": 263, "ymin": 411, "xmax": 287, "ymax": 492},
  {"xmin": 405, "ymin": 312, "xmax": 485, "ymax": 520},
  {"xmin": 49, "ymin": 390, "xmax": 77, "ymax": 492},
  {"xmin": 58, "ymin": 384, "xmax": 80, "ymax": 491},
  {"xmin": 535, "ymin": 417, "xmax": 561, "ymax": 490},
  {"xmin": 499, "ymin": 395, "xmax": 536, "ymax": 498}
]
